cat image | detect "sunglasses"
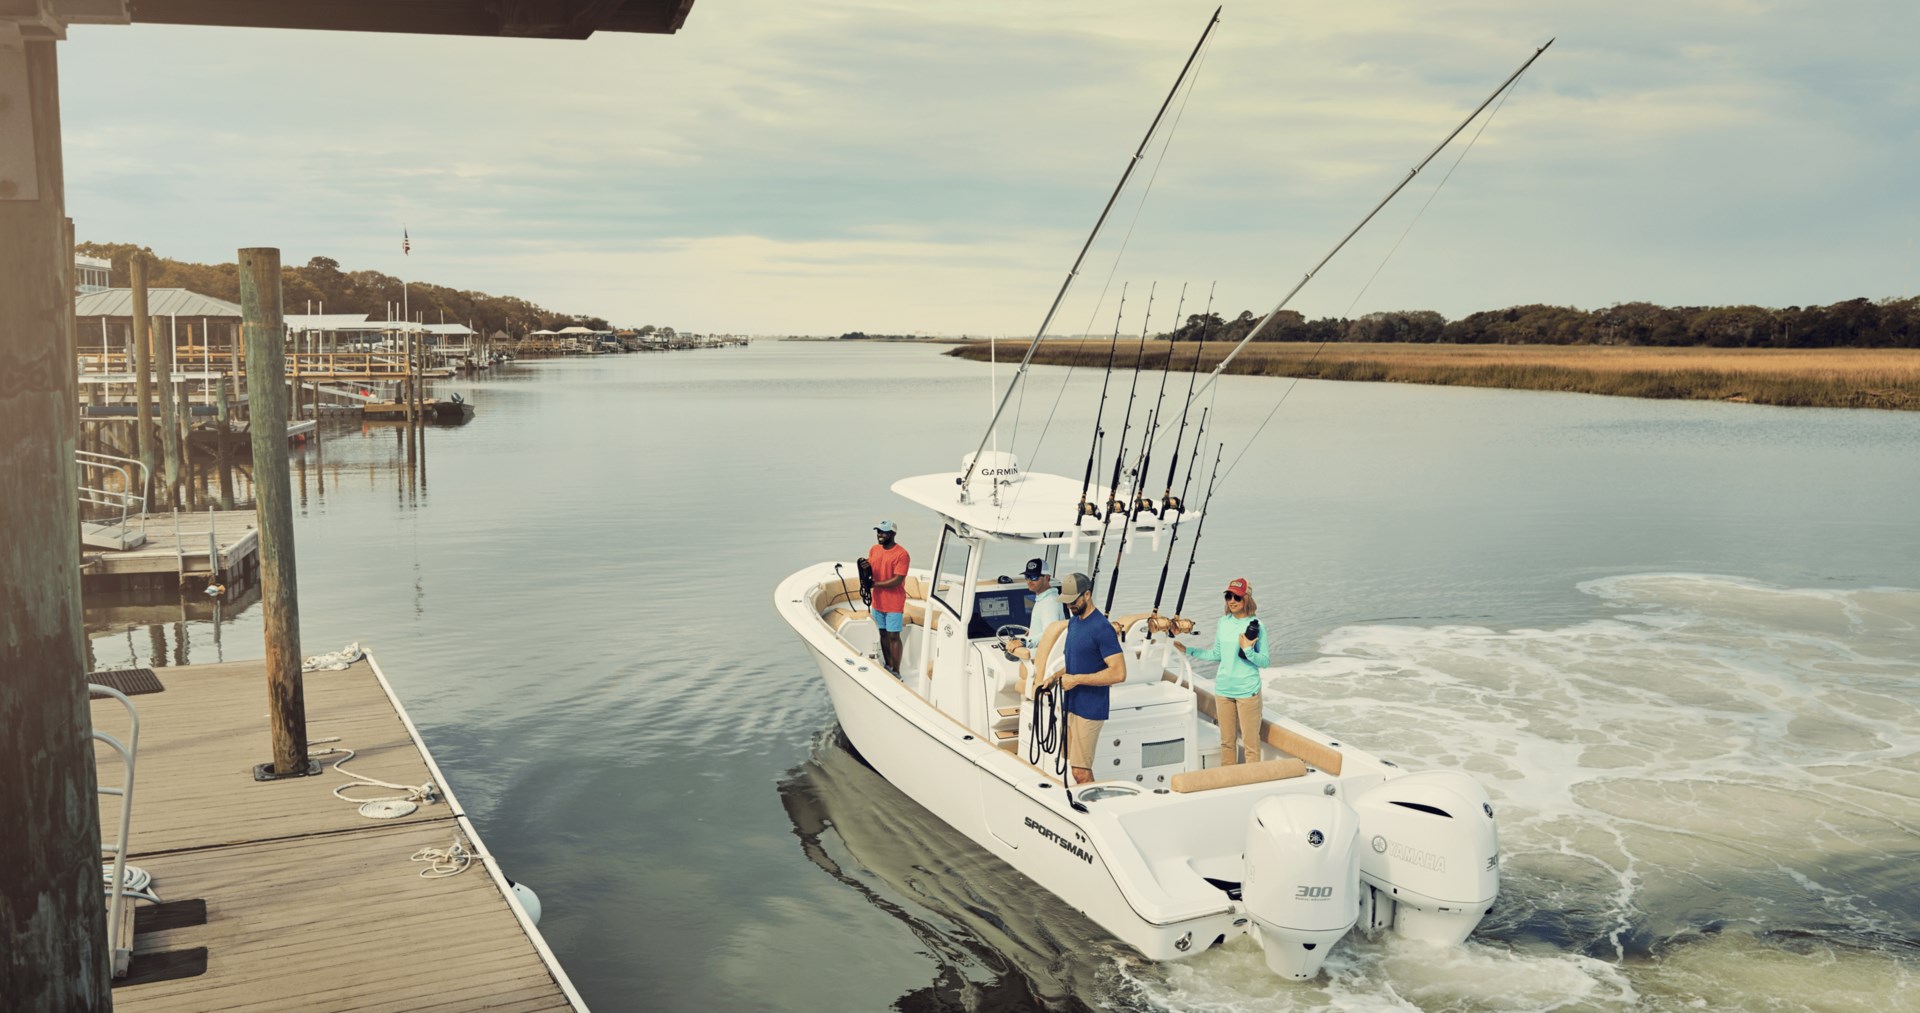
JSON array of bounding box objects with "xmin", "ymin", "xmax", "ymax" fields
[{"xmin": 1223, "ymin": 592, "xmax": 1243, "ymax": 602}]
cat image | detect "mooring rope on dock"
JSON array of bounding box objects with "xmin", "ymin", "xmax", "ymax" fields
[
  {"xmin": 410, "ymin": 837, "xmax": 472, "ymax": 878},
  {"xmin": 308, "ymin": 736, "xmax": 440, "ymax": 813}
]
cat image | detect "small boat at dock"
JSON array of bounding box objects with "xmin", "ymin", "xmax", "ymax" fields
[{"xmin": 360, "ymin": 394, "xmax": 474, "ymax": 423}]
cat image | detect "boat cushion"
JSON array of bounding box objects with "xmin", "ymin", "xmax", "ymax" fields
[{"xmin": 1168, "ymin": 757, "xmax": 1308, "ymax": 793}]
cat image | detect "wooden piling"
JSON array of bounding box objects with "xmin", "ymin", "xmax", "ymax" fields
[
  {"xmin": 216, "ymin": 375, "xmax": 234, "ymax": 509},
  {"xmin": 132, "ymin": 255, "xmax": 155, "ymax": 497},
  {"xmin": 0, "ymin": 35, "xmax": 110, "ymax": 1009},
  {"xmin": 239, "ymin": 247, "xmax": 308, "ymax": 777},
  {"xmin": 156, "ymin": 311, "xmax": 179, "ymax": 508}
]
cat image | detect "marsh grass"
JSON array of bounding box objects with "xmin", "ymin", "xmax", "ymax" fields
[{"xmin": 949, "ymin": 342, "xmax": 1920, "ymax": 410}]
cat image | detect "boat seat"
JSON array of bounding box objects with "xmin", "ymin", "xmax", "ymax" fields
[
  {"xmin": 1169, "ymin": 757, "xmax": 1308, "ymax": 793},
  {"xmin": 826, "ymin": 609, "xmax": 870, "ymax": 633},
  {"xmin": 1170, "ymin": 674, "xmax": 1345, "ymax": 775},
  {"xmin": 813, "ymin": 581, "xmax": 866, "ymax": 614}
]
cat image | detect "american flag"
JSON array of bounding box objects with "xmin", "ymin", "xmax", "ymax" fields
[{"xmin": 403, "ymin": 228, "xmax": 410, "ymax": 255}]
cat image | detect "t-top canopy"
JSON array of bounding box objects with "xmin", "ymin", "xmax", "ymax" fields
[{"xmin": 890, "ymin": 453, "xmax": 1198, "ymax": 543}]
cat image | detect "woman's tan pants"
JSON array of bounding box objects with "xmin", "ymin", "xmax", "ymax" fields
[{"xmin": 1217, "ymin": 693, "xmax": 1263, "ymax": 765}]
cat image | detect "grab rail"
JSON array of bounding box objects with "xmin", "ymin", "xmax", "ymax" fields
[
  {"xmin": 90, "ymin": 684, "xmax": 141, "ymax": 977},
  {"xmin": 75, "ymin": 449, "xmax": 148, "ymax": 534}
]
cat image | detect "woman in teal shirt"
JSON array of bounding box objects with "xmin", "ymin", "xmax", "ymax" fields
[{"xmin": 1173, "ymin": 577, "xmax": 1269, "ymax": 765}]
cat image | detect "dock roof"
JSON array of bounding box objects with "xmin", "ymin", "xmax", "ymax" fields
[
  {"xmin": 284, "ymin": 313, "xmax": 375, "ymax": 330},
  {"xmin": 74, "ymin": 288, "xmax": 243, "ymax": 318}
]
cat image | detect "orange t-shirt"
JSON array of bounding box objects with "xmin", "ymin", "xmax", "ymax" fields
[{"xmin": 868, "ymin": 543, "xmax": 910, "ymax": 613}]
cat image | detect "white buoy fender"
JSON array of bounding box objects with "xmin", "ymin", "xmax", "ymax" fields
[
  {"xmin": 509, "ymin": 880, "xmax": 543, "ymax": 925},
  {"xmin": 1242, "ymin": 793, "xmax": 1361, "ymax": 980}
]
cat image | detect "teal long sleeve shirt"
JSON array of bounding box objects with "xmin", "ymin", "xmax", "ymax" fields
[{"xmin": 1187, "ymin": 613, "xmax": 1268, "ymax": 699}]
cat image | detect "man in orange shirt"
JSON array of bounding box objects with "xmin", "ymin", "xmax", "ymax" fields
[{"xmin": 868, "ymin": 521, "xmax": 910, "ymax": 676}]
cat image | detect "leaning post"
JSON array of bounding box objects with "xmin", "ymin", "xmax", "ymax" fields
[
  {"xmin": 0, "ymin": 33, "xmax": 110, "ymax": 1009},
  {"xmin": 239, "ymin": 247, "xmax": 309, "ymax": 777}
]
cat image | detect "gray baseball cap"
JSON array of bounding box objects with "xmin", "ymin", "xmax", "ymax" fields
[{"xmin": 1058, "ymin": 572, "xmax": 1094, "ymax": 600}]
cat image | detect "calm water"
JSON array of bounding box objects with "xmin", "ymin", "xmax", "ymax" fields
[{"xmin": 88, "ymin": 342, "xmax": 1920, "ymax": 1012}]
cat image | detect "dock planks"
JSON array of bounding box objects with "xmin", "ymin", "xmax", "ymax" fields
[{"xmin": 93, "ymin": 657, "xmax": 581, "ymax": 1011}]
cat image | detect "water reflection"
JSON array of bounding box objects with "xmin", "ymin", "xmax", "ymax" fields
[
  {"xmin": 84, "ymin": 578, "xmax": 260, "ymax": 670},
  {"xmin": 778, "ymin": 729, "xmax": 1139, "ymax": 1013}
]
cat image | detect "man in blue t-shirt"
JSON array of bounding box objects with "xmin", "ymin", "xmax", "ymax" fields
[{"xmin": 1038, "ymin": 572, "xmax": 1126, "ymax": 785}]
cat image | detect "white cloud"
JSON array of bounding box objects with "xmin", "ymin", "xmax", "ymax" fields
[{"xmin": 57, "ymin": 0, "xmax": 1920, "ymax": 332}]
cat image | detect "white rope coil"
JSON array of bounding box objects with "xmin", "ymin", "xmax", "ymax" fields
[{"xmin": 412, "ymin": 838, "xmax": 472, "ymax": 878}]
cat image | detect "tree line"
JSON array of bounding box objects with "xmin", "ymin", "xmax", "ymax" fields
[
  {"xmin": 76, "ymin": 242, "xmax": 611, "ymax": 336},
  {"xmin": 1161, "ymin": 297, "xmax": 1920, "ymax": 348}
]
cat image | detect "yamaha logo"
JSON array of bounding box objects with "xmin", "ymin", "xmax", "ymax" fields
[
  {"xmin": 1371, "ymin": 835, "xmax": 1387, "ymax": 854},
  {"xmin": 1308, "ymin": 830, "xmax": 1324, "ymax": 848}
]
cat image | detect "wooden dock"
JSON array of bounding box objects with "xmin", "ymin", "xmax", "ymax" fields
[
  {"xmin": 83, "ymin": 510, "xmax": 260, "ymax": 592},
  {"xmin": 92, "ymin": 653, "xmax": 584, "ymax": 1011}
]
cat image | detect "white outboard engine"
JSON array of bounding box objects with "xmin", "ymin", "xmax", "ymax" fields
[
  {"xmin": 1350, "ymin": 770, "xmax": 1499, "ymax": 946},
  {"xmin": 1241, "ymin": 793, "xmax": 1360, "ymax": 980}
]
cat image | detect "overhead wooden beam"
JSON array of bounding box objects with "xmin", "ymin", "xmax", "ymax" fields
[{"xmin": 126, "ymin": 0, "xmax": 693, "ymax": 38}]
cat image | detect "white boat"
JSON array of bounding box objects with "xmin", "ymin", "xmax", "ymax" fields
[
  {"xmin": 775, "ymin": 452, "xmax": 1500, "ymax": 981},
  {"xmin": 776, "ymin": 19, "xmax": 1549, "ymax": 986}
]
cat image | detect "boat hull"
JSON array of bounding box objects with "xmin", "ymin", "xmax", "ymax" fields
[{"xmin": 783, "ymin": 574, "xmax": 1247, "ymax": 962}]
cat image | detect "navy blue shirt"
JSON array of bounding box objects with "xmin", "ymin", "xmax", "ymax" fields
[{"xmin": 1063, "ymin": 608, "xmax": 1123, "ymax": 721}]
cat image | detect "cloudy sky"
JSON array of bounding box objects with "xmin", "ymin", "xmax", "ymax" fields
[{"xmin": 58, "ymin": 1, "xmax": 1920, "ymax": 335}]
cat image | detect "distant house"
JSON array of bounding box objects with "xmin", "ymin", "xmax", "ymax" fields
[{"xmin": 75, "ymin": 255, "xmax": 111, "ymax": 295}]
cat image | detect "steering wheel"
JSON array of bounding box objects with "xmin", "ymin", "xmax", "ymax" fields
[{"xmin": 993, "ymin": 624, "xmax": 1030, "ymax": 661}]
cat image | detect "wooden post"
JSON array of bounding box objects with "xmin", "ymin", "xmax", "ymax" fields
[
  {"xmin": 131, "ymin": 255, "xmax": 155, "ymax": 500},
  {"xmin": 155, "ymin": 312, "xmax": 178, "ymax": 508},
  {"xmin": 0, "ymin": 34, "xmax": 110, "ymax": 1009},
  {"xmin": 239, "ymin": 247, "xmax": 308, "ymax": 778},
  {"xmin": 215, "ymin": 373, "xmax": 233, "ymax": 509},
  {"xmin": 177, "ymin": 380, "xmax": 194, "ymax": 509}
]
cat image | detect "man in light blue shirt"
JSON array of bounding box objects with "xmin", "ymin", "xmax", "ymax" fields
[
  {"xmin": 1022, "ymin": 558, "xmax": 1066, "ymax": 649},
  {"xmin": 1004, "ymin": 558, "xmax": 1068, "ymax": 695}
]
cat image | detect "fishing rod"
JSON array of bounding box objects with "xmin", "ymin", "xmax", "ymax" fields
[
  {"xmin": 1074, "ymin": 287, "xmax": 1128, "ymax": 524},
  {"xmin": 1150, "ymin": 39, "xmax": 1555, "ymax": 459},
  {"xmin": 1150, "ymin": 405, "xmax": 1207, "ymax": 620},
  {"xmin": 1088, "ymin": 283, "xmax": 1156, "ymax": 594},
  {"xmin": 1160, "ymin": 282, "xmax": 1214, "ymax": 513},
  {"xmin": 1102, "ymin": 414, "xmax": 1159, "ymax": 615},
  {"xmin": 1103, "ymin": 283, "xmax": 1155, "ymax": 518},
  {"xmin": 1173, "ymin": 443, "xmax": 1224, "ymax": 619},
  {"xmin": 957, "ymin": 7, "xmax": 1223, "ymax": 502},
  {"xmin": 1132, "ymin": 284, "xmax": 1185, "ymax": 518}
]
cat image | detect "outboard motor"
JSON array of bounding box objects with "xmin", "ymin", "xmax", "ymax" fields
[
  {"xmin": 1350, "ymin": 770, "xmax": 1499, "ymax": 946},
  {"xmin": 1242, "ymin": 793, "xmax": 1360, "ymax": 980}
]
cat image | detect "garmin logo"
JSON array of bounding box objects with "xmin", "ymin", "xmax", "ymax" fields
[
  {"xmin": 1025, "ymin": 816, "xmax": 1093, "ymax": 864},
  {"xmin": 981, "ymin": 466, "xmax": 1021, "ymax": 477},
  {"xmin": 1387, "ymin": 840, "xmax": 1447, "ymax": 873}
]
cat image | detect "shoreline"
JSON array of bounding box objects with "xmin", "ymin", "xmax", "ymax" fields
[{"xmin": 947, "ymin": 341, "xmax": 1920, "ymax": 411}]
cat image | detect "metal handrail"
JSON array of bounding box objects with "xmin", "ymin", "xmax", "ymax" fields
[
  {"xmin": 75, "ymin": 449, "xmax": 149, "ymax": 534},
  {"xmin": 89, "ymin": 684, "xmax": 141, "ymax": 977}
]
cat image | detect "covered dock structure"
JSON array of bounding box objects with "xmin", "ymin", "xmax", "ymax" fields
[{"xmin": 2, "ymin": 1, "xmax": 697, "ymax": 1008}]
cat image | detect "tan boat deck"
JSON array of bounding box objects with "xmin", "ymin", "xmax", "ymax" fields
[{"xmin": 93, "ymin": 656, "xmax": 581, "ymax": 1011}]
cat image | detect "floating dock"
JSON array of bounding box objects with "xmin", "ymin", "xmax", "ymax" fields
[
  {"xmin": 82, "ymin": 510, "xmax": 260, "ymax": 593},
  {"xmin": 92, "ymin": 652, "xmax": 584, "ymax": 1011}
]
